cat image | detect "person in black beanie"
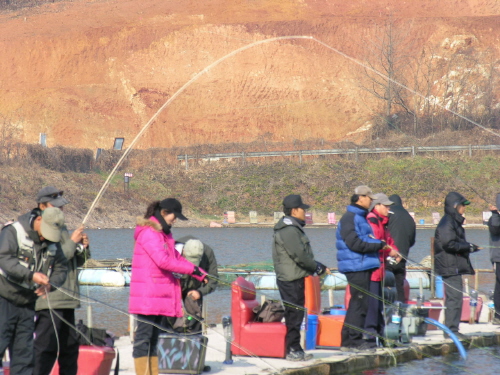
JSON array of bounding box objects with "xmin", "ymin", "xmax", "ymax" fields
[
  {"xmin": 434, "ymin": 192, "xmax": 480, "ymax": 336},
  {"xmin": 272, "ymin": 194, "xmax": 329, "ymax": 362},
  {"xmin": 387, "ymin": 194, "xmax": 416, "ymax": 303}
]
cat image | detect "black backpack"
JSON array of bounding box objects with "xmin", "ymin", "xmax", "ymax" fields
[{"xmin": 253, "ymin": 300, "xmax": 285, "ymax": 323}]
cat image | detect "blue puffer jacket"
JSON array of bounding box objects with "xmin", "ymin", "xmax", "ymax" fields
[{"xmin": 336, "ymin": 204, "xmax": 384, "ymax": 273}]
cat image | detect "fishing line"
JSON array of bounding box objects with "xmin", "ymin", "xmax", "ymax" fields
[
  {"xmin": 81, "ymin": 34, "xmax": 499, "ymax": 224},
  {"xmin": 81, "ymin": 35, "xmax": 313, "ymax": 226}
]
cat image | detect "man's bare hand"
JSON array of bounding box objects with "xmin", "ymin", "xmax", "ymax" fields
[
  {"xmin": 81, "ymin": 232, "xmax": 89, "ymax": 248},
  {"xmin": 490, "ymin": 205, "xmax": 498, "ymax": 211},
  {"xmin": 71, "ymin": 226, "xmax": 84, "ymax": 244},
  {"xmin": 35, "ymin": 284, "xmax": 50, "ymax": 297},
  {"xmin": 32, "ymin": 272, "xmax": 49, "ymax": 285},
  {"xmin": 187, "ymin": 290, "xmax": 201, "ymax": 301}
]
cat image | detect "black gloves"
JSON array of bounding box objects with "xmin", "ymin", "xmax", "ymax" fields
[
  {"xmin": 192, "ymin": 266, "xmax": 203, "ymax": 276},
  {"xmin": 315, "ymin": 261, "xmax": 327, "ymax": 276},
  {"xmin": 469, "ymin": 244, "xmax": 480, "ymax": 253}
]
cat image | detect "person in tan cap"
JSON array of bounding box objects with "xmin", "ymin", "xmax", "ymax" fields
[
  {"xmin": 336, "ymin": 186, "xmax": 389, "ymax": 353},
  {"xmin": 34, "ymin": 186, "xmax": 91, "ymax": 375},
  {"xmin": 0, "ymin": 207, "xmax": 67, "ymax": 375}
]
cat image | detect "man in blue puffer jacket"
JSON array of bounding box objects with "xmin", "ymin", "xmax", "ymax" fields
[{"xmin": 336, "ymin": 185, "xmax": 387, "ymax": 352}]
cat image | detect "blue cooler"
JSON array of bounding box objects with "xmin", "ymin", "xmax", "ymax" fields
[
  {"xmin": 305, "ymin": 314, "xmax": 318, "ymax": 350},
  {"xmin": 435, "ymin": 276, "xmax": 444, "ymax": 298}
]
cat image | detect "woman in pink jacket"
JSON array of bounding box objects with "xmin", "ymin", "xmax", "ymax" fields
[
  {"xmin": 365, "ymin": 193, "xmax": 400, "ymax": 345},
  {"xmin": 129, "ymin": 198, "xmax": 205, "ymax": 374}
]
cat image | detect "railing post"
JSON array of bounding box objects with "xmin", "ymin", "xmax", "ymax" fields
[
  {"xmin": 184, "ymin": 154, "xmax": 188, "ymax": 170},
  {"xmin": 355, "ymin": 147, "xmax": 359, "ymax": 162},
  {"xmin": 299, "ymin": 150, "xmax": 302, "ymax": 165},
  {"xmin": 469, "ymin": 144, "xmax": 472, "ymax": 157},
  {"xmin": 412, "ymin": 146, "xmax": 415, "ymax": 157}
]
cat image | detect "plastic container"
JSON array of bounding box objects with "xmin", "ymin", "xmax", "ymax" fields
[
  {"xmin": 435, "ymin": 276, "xmax": 444, "ymax": 298},
  {"xmin": 305, "ymin": 314, "xmax": 318, "ymax": 350},
  {"xmin": 330, "ymin": 305, "xmax": 346, "ymax": 315}
]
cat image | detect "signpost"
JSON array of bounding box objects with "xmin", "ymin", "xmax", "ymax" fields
[{"xmin": 124, "ymin": 173, "xmax": 133, "ymax": 193}]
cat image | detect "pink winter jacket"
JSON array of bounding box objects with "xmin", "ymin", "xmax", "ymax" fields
[{"xmin": 129, "ymin": 216, "xmax": 205, "ymax": 317}]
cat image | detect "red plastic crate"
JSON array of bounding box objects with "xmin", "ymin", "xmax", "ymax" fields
[{"xmin": 50, "ymin": 345, "xmax": 115, "ymax": 375}]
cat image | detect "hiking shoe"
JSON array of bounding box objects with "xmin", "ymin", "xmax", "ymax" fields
[
  {"xmin": 286, "ymin": 350, "xmax": 313, "ymax": 361},
  {"xmin": 357, "ymin": 342, "xmax": 377, "ymax": 353}
]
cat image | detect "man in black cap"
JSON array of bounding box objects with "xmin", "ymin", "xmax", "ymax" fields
[
  {"xmin": 33, "ymin": 186, "xmax": 91, "ymax": 375},
  {"xmin": 272, "ymin": 194, "xmax": 328, "ymax": 361},
  {"xmin": 0, "ymin": 207, "xmax": 68, "ymax": 375}
]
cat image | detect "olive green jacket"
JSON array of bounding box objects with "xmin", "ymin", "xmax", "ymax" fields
[{"xmin": 272, "ymin": 216, "xmax": 317, "ymax": 282}]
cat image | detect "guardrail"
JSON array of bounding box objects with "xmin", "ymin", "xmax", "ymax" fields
[{"xmin": 177, "ymin": 144, "xmax": 500, "ymax": 168}]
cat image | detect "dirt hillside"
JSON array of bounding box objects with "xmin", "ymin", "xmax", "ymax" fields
[{"xmin": 1, "ymin": 0, "xmax": 500, "ymax": 150}]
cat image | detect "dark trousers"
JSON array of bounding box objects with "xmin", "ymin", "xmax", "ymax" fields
[
  {"xmin": 387, "ymin": 260, "xmax": 407, "ymax": 302},
  {"xmin": 276, "ymin": 278, "xmax": 305, "ymax": 354},
  {"xmin": 34, "ymin": 309, "xmax": 79, "ymax": 375},
  {"xmin": 0, "ymin": 296, "xmax": 35, "ymax": 375},
  {"xmin": 342, "ymin": 270, "xmax": 373, "ymax": 347},
  {"xmin": 494, "ymin": 263, "xmax": 500, "ymax": 320},
  {"xmin": 133, "ymin": 315, "xmax": 176, "ymax": 358},
  {"xmin": 364, "ymin": 281, "xmax": 384, "ymax": 340},
  {"xmin": 443, "ymin": 274, "xmax": 463, "ymax": 333}
]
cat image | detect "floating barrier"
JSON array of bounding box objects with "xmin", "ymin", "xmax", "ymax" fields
[
  {"xmin": 78, "ymin": 261, "xmax": 430, "ymax": 289},
  {"xmin": 78, "ymin": 269, "xmax": 127, "ymax": 287}
]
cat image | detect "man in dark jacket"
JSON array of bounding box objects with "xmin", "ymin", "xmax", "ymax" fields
[
  {"xmin": 387, "ymin": 194, "xmax": 416, "ymax": 302},
  {"xmin": 336, "ymin": 185, "xmax": 387, "ymax": 352},
  {"xmin": 34, "ymin": 186, "xmax": 91, "ymax": 375},
  {"xmin": 434, "ymin": 192, "xmax": 480, "ymax": 335},
  {"xmin": 487, "ymin": 193, "xmax": 500, "ymax": 324},
  {"xmin": 0, "ymin": 207, "xmax": 68, "ymax": 375},
  {"xmin": 175, "ymin": 235, "xmax": 218, "ymax": 333},
  {"xmin": 272, "ymin": 194, "xmax": 328, "ymax": 361}
]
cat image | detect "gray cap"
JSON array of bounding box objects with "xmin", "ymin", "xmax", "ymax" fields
[
  {"xmin": 370, "ymin": 193, "xmax": 394, "ymax": 211},
  {"xmin": 40, "ymin": 207, "xmax": 65, "ymax": 242},
  {"xmin": 354, "ymin": 185, "xmax": 376, "ymax": 199},
  {"xmin": 183, "ymin": 239, "xmax": 204, "ymax": 266},
  {"xmin": 36, "ymin": 186, "xmax": 69, "ymax": 208}
]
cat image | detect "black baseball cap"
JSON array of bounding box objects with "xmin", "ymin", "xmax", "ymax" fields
[
  {"xmin": 159, "ymin": 198, "xmax": 188, "ymax": 221},
  {"xmin": 283, "ymin": 194, "xmax": 310, "ymax": 210},
  {"xmin": 36, "ymin": 186, "xmax": 69, "ymax": 208}
]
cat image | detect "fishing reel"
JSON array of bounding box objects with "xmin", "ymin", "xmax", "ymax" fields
[{"xmin": 384, "ymin": 302, "xmax": 429, "ymax": 345}]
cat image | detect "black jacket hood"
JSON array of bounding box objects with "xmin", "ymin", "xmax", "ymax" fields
[
  {"xmin": 388, "ymin": 194, "xmax": 403, "ymax": 206},
  {"xmin": 444, "ymin": 192, "xmax": 469, "ymax": 217}
]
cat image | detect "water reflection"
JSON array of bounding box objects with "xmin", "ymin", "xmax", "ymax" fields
[{"xmin": 358, "ymin": 346, "xmax": 500, "ymax": 375}]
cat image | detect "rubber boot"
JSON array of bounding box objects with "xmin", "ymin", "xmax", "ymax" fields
[
  {"xmin": 134, "ymin": 356, "xmax": 151, "ymax": 375},
  {"xmin": 149, "ymin": 356, "xmax": 159, "ymax": 375}
]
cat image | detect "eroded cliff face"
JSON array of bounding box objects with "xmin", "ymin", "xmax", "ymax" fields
[{"xmin": 1, "ymin": 0, "xmax": 499, "ymax": 150}]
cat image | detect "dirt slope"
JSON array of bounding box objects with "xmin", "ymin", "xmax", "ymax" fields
[{"xmin": 1, "ymin": 0, "xmax": 499, "ymax": 150}]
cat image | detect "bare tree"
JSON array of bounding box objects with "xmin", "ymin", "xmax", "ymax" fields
[{"xmin": 357, "ymin": 17, "xmax": 415, "ymax": 134}]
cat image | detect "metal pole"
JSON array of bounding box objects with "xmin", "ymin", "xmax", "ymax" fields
[
  {"xmin": 184, "ymin": 154, "xmax": 188, "ymax": 170},
  {"xmin": 431, "ymin": 237, "xmax": 435, "ymax": 298}
]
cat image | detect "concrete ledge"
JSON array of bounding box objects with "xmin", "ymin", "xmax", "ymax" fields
[{"xmin": 281, "ymin": 332, "xmax": 500, "ymax": 375}]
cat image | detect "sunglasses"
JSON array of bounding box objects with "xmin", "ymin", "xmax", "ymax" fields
[{"xmin": 44, "ymin": 191, "xmax": 64, "ymax": 199}]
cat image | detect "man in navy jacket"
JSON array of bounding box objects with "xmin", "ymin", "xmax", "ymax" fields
[{"xmin": 336, "ymin": 186, "xmax": 386, "ymax": 352}]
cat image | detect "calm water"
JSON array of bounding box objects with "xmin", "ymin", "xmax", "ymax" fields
[{"xmin": 355, "ymin": 346, "xmax": 500, "ymax": 375}]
